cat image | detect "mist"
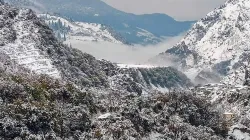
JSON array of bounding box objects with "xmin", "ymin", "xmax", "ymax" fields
[{"xmin": 65, "ymin": 35, "xmax": 184, "ymax": 66}]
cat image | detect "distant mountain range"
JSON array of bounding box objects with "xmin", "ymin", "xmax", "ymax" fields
[{"xmin": 6, "ymin": 0, "xmax": 194, "ymax": 45}]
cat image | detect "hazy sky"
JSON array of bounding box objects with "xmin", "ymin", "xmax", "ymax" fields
[{"xmin": 102, "ymin": 0, "xmax": 226, "ymax": 21}]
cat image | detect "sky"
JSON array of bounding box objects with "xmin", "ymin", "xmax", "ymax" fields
[{"xmin": 102, "ymin": 0, "xmax": 226, "ymax": 21}]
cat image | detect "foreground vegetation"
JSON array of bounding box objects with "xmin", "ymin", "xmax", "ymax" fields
[{"xmin": 0, "ymin": 70, "xmax": 229, "ymax": 140}]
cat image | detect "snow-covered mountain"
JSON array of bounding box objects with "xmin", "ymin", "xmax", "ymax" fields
[
  {"xmin": 150, "ymin": 0, "xmax": 250, "ymax": 138},
  {"xmin": 38, "ymin": 14, "xmax": 129, "ymax": 44},
  {"xmin": 157, "ymin": 0, "xmax": 250, "ymax": 85},
  {"xmin": 5, "ymin": 0, "xmax": 194, "ymax": 45}
]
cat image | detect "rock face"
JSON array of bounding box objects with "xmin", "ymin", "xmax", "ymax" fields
[{"xmin": 157, "ymin": 0, "xmax": 250, "ymax": 85}]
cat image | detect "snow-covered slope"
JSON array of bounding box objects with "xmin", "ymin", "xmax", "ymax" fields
[
  {"xmin": 0, "ymin": 5, "xmax": 60, "ymax": 78},
  {"xmin": 136, "ymin": 27, "xmax": 163, "ymax": 45},
  {"xmin": 158, "ymin": 0, "xmax": 250, "ymax": 85},
  {"xmin": 38, "ymin": 14, "xmax": 127, "ymax": 44}
]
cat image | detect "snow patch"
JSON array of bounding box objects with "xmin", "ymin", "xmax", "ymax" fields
[
  {"xmin": 98, "ymin": 113, "xmax": 112, "ymax": 119},
  {"xmin": 229, "ymin": 125, "xmax": 250, "ymax": 140}
]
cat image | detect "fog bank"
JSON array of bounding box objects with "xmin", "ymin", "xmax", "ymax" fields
[{"xmin": 65, "ymin": 35, "xmax": 183, "ymax": 65}]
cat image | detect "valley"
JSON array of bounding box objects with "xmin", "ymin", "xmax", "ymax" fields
[{"xmin": 0, "ymin": 0, "xmax": 249, "ymax": 139}]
